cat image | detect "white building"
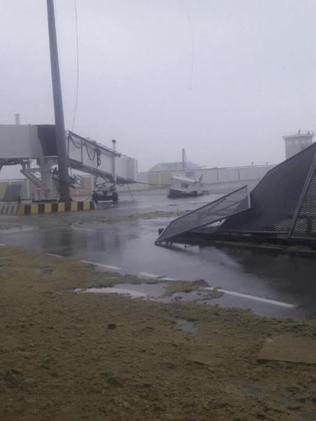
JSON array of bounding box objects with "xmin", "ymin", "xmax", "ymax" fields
[{"xmin": 283, "ymin": 131, "xmax": 314, "ymax": 159}]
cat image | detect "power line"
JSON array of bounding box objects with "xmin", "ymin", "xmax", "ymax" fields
[{"xmin": 71, "ymin": 0, "xmax": 80, "ymax": 131}]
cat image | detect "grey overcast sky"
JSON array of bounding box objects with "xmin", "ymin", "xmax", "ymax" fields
[{"xmin": 1, "ymin": 0, "xmax": 316, "ymax": 171}]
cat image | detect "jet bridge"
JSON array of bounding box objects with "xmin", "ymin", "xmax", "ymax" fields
[
  {"xmin": 67, "ymin": 131, "xmax": 136, "ymax": 183},
  {"xmin": 0, "ymin": 124, "xmax": 137, "ymax": 201}
]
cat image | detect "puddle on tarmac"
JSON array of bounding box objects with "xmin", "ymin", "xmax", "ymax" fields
[
  {"xmin": 75, "ymin": 283, "xmax": 167, "ymax": 300},
  {"xmin": 74, "ymin": 281, "xmax": 225, "ymax": 305},
  {"xmin": 0, "ymin": 224, "xmax": 36, "ymax": 233},
  {"xmin": 79, "ymin": 287, "xmax": 148, "ymax": 299}
]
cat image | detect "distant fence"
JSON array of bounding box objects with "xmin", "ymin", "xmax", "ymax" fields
[
  {"xmin": 138, "ymin": 164, "xmax": 275, "ymax": 186},
  {"xmin": 0, "ymin": 164, "xmax": 276, "ymax": 200}
]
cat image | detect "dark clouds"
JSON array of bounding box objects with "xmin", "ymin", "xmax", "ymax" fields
[{"xmin": 1, "ymin": 0, "xmax": 316, "ymax": 171}]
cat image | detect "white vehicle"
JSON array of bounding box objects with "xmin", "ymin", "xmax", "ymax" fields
[{"xmin": 168, "ymin": 175, "xmax": 204, "ymax": 198}]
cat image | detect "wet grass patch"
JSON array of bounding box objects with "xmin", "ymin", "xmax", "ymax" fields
[
  {"xmin": 163, "ymin": 279, "xmax": 209, "ymax": 296},
  {"xmin": 1, "ymin": 246, "xmax": 316, "ymax": 421}
]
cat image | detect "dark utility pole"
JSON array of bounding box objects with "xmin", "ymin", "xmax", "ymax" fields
[
  {"xmin": 112, "ymin": 139, "xmax": 117, "ymax": 185},
  {"xmin": 182, "ymin": 148, "xmax": 186, "ymax": 172},
  {"xmin": 46, "ymin": 0, "xmax": 71, "ymax": 202}
]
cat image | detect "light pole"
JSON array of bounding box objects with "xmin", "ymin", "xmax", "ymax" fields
[
  {"xmin": 46, "ymin": 0, "xmax": 71, "ymax": 202},
  {"xmin": 112, "ymin": 139, "xmax": 117, "ymax": 186}
]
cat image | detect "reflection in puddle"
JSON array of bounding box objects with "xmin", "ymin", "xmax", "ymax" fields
[
  {"xmin": 74, "ymin": 281, "xmax": 225, "ymax": 307},
  {"xmin": 175, "ymin": 318, "xmax": 196, "ymax": 334},
  {"xmin": 0, "ymin": 224, "xmax": 36, "ymax": 233},
  {"xmin": 79, "ymin": 287, "xmax": 149, "ymax": 299},
  {"xmin": 75, "ymin": 282, "xmax": 166, "ymax": 300}
]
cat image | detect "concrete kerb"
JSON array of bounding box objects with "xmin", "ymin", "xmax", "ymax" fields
[{"xmin": 0, "ymin": 201, "xmax": 95, "ymax": 216}]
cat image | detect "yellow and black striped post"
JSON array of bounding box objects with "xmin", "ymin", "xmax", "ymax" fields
[{"xmin": 0, "ymin": 201, "xmax": 95, "ymax": 216}]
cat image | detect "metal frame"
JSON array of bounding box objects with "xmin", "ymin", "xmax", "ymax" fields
[
  {"xmin": 289, "ymin": 149, "xmax": 316, "ymax": 237},
  {"xmin": 156, "ymin": 185, "xmax": 250, "ymax": 243}
]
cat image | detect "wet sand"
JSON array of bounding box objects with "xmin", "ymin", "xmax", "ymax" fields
[{"xmin": 0, "ymin": 246, "xmax": 316, "ymax": 421}]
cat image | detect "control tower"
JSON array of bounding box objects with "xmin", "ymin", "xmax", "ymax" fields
[{"xmin": 283, "ymin": 130, "xmax": 314, "ymax": 159}]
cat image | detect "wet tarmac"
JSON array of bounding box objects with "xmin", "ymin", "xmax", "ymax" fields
[{"xmin": 1, "ymin": 188, "xmax": 316, "ymax": 319}]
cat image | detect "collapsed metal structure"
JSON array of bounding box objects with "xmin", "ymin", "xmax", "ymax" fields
[{"xmin": 156, "ymin": 142, "xmax": 316, "ymax": 247}]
